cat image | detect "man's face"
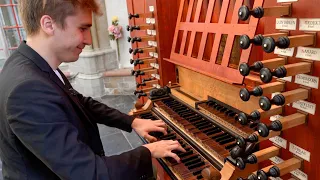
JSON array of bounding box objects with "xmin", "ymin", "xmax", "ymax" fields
[{"xmin": 52, "ymin": 8, "xmax": 92, "ymax": 63}]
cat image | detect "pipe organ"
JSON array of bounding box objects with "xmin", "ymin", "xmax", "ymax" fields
[{"xmin": 126, "ymin": 0, "xmax": 319, "ymax": 179}]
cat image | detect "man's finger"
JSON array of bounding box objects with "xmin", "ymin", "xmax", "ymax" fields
[
  {"xmin": 148, "ymin": 126, "xmax": 167, "ymax": 135},
  {"xmin": 154, "ymin": 127, "xmax": 167, "ymax": 135},
  {"xmin": 144, "ymin": 134, "xmax": 157, "ymax": 142},
  {"xmin": 167, "ymin": 152, "xmax": 180, "ymax": 163},
  {"xmin": 168, "ymin": 144, "xmax": 186, "ymax": 153},
  {"xmin": 155, "ymin": 121, "xmax": 167, "ymax": 128}
]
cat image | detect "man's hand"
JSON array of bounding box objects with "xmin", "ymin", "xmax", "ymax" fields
[
  {"xmin": 132, "ymin": 118, "xmax": 167, "ymax": 142},
  {"xmin": 143, "ymin": 140, "xmax": 186, "ymax": 163}
]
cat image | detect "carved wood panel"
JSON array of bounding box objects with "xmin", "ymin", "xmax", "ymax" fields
[{"xmin": 166, "ymin": 0, "xmax": 263, "ymax": 84}]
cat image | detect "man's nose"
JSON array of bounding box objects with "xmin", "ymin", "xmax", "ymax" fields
[{"xmin": 83, "ymin": 31, "xmax": 92, "ymax": 45}]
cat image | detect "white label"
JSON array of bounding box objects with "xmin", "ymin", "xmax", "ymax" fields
[
  {"xmin": 277, "ymin": 0, "xmax": 298, "ymax": 2},
  {"xmin": 148, "ymin": 41, "xmax": 153, "ymax": 46},
  {"xmin": 152, "ymin": 84, "xmax": 160, "ymax": 88},
  {"xmin": 296, "ymin": 47, "xmax": 320, "ymax": 61},
  {"xmin": 150, "ymin": 18, "xmax": 156, "ymax": 24},
  {"xmin": 292, "ymin": 100, "xmax": 316, "ymax": 115},
  {"xmin": 300, "ymin": 18, "xmax": 320, "ymax": 31},
  {"xmin": 153, "ymin": 53, "xmax": 159, "ymax": 58},
  {"xmin": 270, "ymin": 115, "xmax": 283, "ymax": 121},
  {"xmin": 150, "ymin": 63, "xmax": 159, "ymax": 69},
  {"xmin": 289, "ymin": 143, "xmax": 311, "ymax": 162},
  {"xmin": 269, "ymin": 136, "xmax": 287, "ymax": 149},
  {"xmin": 270, "ymin": 178, "xmax": 283, "ymax": 180},
  {"xmin": 276, "ymin": 18, "xmax": 297, "ymax": 30},
  {"xmin": 151, "ymin": 74, "xmax": 160, "ymax": 80},
  {"xmin": 291, "ymin": 169, "xmax": 308, "ymax": 180},
  {"xmin": 270, "ymin": 156, "xmax": 285, "ymax": 164},
  {"xmin": 151, "ymin": 30, "xmax": 157, "ymax": 35},
  {"xmin": 152, "ymin": 41, "xmax": 158, "ymax": 47},
  {"xmin": 295, "ymin": 74, "xmax": 319, "ymax": 89},
  {"xmin": 147, "ymin": 29, "xmax": 152, "ymax": 35},
  {"xmin": 274, "ymin": 47, "xmax": 295, "ymax": 57},
  {"xmin": 279, "ymin": 76, "xmax": 293, "ymax": 82},
  {"xmin": 149, "ymin": 52, "xmax": 154, "ymax": 57},
  {"xmin": 146, "ymin": 18, "xmax": 151, "ymax": 24},
  {"xmin": 149, "ymin": 6, "xmax": 154, "ymax": 12}
]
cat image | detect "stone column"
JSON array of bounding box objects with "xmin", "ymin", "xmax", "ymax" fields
[{"xmin": 65, "ymin": 0, "xmax": 118, "ymax": 98}]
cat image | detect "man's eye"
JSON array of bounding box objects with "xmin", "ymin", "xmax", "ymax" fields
[{"xmin": 80, "ymin": 28, "xmax": 87, "ymax": 32}]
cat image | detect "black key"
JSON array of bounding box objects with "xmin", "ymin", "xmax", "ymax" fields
[
  {"xmin": 161, "ymin": 134, "xmax": 176, "ymax": 140},
  {"xmin": 211, "ymin": 132, "xmax": 229, "ymax": 140},
  {"xmin": 219, "ymin": 137, "xmax": 235, "ymax": 145},
  {"xmin": 219, "ymin": 107, "xmax": 228, "ymax": 112},
  {"xmin": 198, "ymin": 124, "xmax": 213, "ymax": 130},
  {"xmin": 179, "ymin": 150, "xmax": 193, "ymax": 158},
  {"xmin": 216, "ymin": 134, "xmax": 231, "ymax": 142},
  {"xmin": 205, "ymin": 128, "xmax": 221, "ymax": 136},
  {"xmin": 187, "ymin": 161, "xmax": 205, "ymax": 170},
  {"xmin": 181, "ymin": 155, "xmax": 199, "ymax": 163},
  {"xmin": 184, "ymin": 157, "xmax": 201, "ymax": 166},
  {"xmin": 193, "ymin": 170, "xmax": 202, "ymax": 176},
  {"xmin": 188, "ymin": 116, "xmax": 203, "ymax": 122},
  {"xmin": 193, "ymin": 120, "xmax": 208, "ymax": 126},
  {"xmin": 203, "ymin": 127, "xmax": 219, "ymax": 133}
]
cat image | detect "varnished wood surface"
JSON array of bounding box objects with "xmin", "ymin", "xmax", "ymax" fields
[
  {"xmin": 279, "ymin": 113, "xmax": 306, "ymax": 130},
  {"xmin": 285, "ymin": 62, "xmax": 311, "ymax": 76},
  {"xmin": 256, "ymin": 105, "xmax": 283, "ymax": 120},
  {"xmin": 167, "ymin": 0, "xmax": 263, "ymax": 84},
  {"xmin": 263, "ymin": 5, "xmax": 291, "ymax": 17},
  {"xmin": 282, "ymin": 88, "xmax": 309, "ymax": 105},
  {"xmin": 259, "ymin": 81, "xmax": 285, "ymax": 95},
  {"xmin": 288, "ymin": 34, "xmax": 315, "ymax": 48},
  {"xmin": 261, "ymin": 57, "xmax": 286, "ymax": 70},
  {"xmin": 177, "ymin": 66, "xmax": 260, "ymax": 114},
  {"xmin": 276, "ymin": 158, "xmax": 302, "ymax": 176},
  {"xmin": 254, "ymin": 146, "xmax": 280, "ymax": 163}
]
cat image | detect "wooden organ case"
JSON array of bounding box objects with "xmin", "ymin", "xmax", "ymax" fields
[{"xmin": 126, "ymin": 0, "xmax": 319, "ymax": 179}]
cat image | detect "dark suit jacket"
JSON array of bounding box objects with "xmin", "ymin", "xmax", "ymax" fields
[{"xmin": 0, "ymin": 42, "xmax": 153, "ymax": 180}]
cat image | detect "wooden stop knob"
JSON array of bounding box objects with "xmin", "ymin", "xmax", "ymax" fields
[
  {"xmin": 201, "ymin": 167, "xmax": 221, "ymax": 180},
  {"xmin": 134, "ymin": 101, "xmax": 144, "ymax": 110}
]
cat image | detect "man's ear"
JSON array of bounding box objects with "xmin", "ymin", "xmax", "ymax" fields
[{"xmin": 40, "ymin": 15, "xmax": 54, "ymax": 35}]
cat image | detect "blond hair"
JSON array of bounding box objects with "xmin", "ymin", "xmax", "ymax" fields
[{"xmin": 18, "ymin": 0, "xmax": 100, "ymax": 36}]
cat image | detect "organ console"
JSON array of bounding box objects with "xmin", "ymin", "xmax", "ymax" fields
[
  {"xmin": 126, "ymin": 24, "xmax": 155, "ymax": 32},
  {"xmin": 239, "ymin": 57, "xmax": 286, "ymax": 76},
  {"xmin": 128, "ymin": 12, "xmax": 153, "ymax": 19},
  {"xmin": 259, "ymin": 88, "xmax": 309, "ymax": 111},
  {"xmin": 236, "ymin": 146, "xmax": 280, "ymax": 170},
  {"xmin": 262, "ymin": 34, "xmax": 316, "ymax": 53},
  {"xmin": 259, "ymin": 62, "xmax": 312, "ymax": 83},
  {"xmin": 126, "ymin": 0, "xmax": 319, "ymax": 179},
  {"xmin": 239, "ymin": 82, "xmax": 285, "ymax": 101},
  {"xmin": 256, "ymin": 158, "xmax": 302, "ymax": 180},
  {"xmin": 239, "ymin": 33, "xmax": 287, "ymax": 50},
  {"xmin": 238, "ymin": 5, "xmax": 291, "ymax": 21},
  {"xmin": 129, "ymin": 46, "xmax": 157, "ymax": 55},
  {"xmin": 237, "ymin": 106, "xmax": 283, "ymax": 125},
  {"xmin": 128, "ymin": 35, "xmax": 156, "ymax": 43},
  {"xmin": 235, "ymin": 113, "xmax": 306, "ymax": 147},
  {"xmin": 130, "ymin": 57, "xmax": 157, "ymax": 66}
]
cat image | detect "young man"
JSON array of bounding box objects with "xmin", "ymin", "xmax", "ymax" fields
[{"xmin": 0, "ymin": 0, "xmax": 185, "ymax": 179}]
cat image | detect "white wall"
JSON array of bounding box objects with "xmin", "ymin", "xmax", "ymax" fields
[{"xmin": 104, "ymin": 0, "xmax": 133, "ymax": 68}]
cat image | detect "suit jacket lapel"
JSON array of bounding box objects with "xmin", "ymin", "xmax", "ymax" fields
[{"xmin": 49, "ymin": 70, "xmax": 97, "ymax": 128}]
